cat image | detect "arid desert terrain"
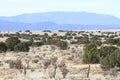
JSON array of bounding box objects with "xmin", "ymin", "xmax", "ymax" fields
[{"xmin": 0, "ymin": 30, "xmax": 120, "ymax": 80}]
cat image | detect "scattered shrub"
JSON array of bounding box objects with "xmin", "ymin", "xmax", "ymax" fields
[
  {"xmin": 0, "ymin": 42, "xmax": 7, "ymax": 52},
  {"xmin": 58, "ymin": 62, "xmax": 69, "ymax": 78},
  {"xmin": 42, "ymin": 59, "xmax": 51, "ymax": 69},
  {"xmin": 101, "ymin": 49, "xmax": 120, "ymax": 70},
  {"xmin": 32, "ymin": 42, "xmax": 44, "ymax": 47},
  {"xmin": 50, "ymin": 56, "xmax": 58, "ymax": 65},
  {"xmin": 32, "ymin": 59, "xmax": 39, "ymax": 63},
  {"xmin": 83, "ymin": 42, "xmax": 99, "ymax": 63},
  {"xmin": 5, "ymin": 37, "xmax": 20, "ymax": 51},
  {"xmin": 14, "ymin": 42, "xmax": 29, "ymax": 52},
  {"xmin": 8, "ymin": 59, "xmax": 23, "ymax": 69}
]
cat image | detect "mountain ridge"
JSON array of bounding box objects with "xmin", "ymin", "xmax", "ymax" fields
[
  {"xmin": 0, "ymin": 12, "xmax": 120, "ymax": 31},
  {"xmin": 0, "ymin": 12, "xmax": 120, "ymax": 25}
]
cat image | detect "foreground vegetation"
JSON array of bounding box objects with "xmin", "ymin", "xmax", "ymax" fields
[{"xmin": 0, "ymin": 30, "xmax": 120, "ymax": 80}]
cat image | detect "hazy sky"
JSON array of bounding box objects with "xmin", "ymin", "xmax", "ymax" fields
[{"xmin": 0, "ymin": 0, "xmax": 120, "ymax": 17}]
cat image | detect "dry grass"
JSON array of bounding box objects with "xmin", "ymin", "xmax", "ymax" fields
[{"xmin": 0, "ymin": 30, "xmax": 120, "ymax": 80}]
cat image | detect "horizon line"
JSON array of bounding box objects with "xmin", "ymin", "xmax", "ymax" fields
[{"xmin": 0, "ymin": 11, "xmax": 119, "ymax": 18}]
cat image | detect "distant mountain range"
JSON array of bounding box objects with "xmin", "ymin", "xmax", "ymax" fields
[{"xmin": 0, "ymin": 12, "xmax": 120, "ymax": 31}]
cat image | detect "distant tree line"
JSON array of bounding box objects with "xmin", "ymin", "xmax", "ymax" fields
[
  {"xmin": 0, "ymin": 37, "xmax": 29, "ymax": 52},
  {"xmin": 0, "ymin": 36, "xmax": 68, "ymax": 52}
]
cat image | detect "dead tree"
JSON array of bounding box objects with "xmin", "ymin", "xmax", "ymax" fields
[
  {"xmin": 87, "ymin": 64, "xmax": 90, "ymax": 78},
  {"xmin": 23, "ymin": 67, "xmax": 27, "ymax": 76},
  {"xmin": 53, "ymin": 64, "xmax": 57, "ymax": 78}
]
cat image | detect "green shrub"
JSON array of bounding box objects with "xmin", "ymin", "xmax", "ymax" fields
[
  {"xmin": 5, "ymin": 37, "xmax": 20, "ymax": 51},
  {"xmin": 0, "ymin": 42, "xmax": 7, "ymax": 52},
  {"xmin": 32, "ymin": 42, "xmax": 44, "ymax": 47},
  {"xmin": 45, "ymin": 39, "xmax": 68, "ymax": 50},
  {"xmin": 77, "ymin": 37, "xmax": 90, "ymax": 44},
  {"xmin": 83, "ymin": 47, "xmax": 100, "ymax": 64},
  {"xmin": 105, "ymin": 38, "xmax": 120, "ymax": 46},
  {"xmin": 56, "ymin": 40, "xmax": 68, "ymax": 50},
  {"xmin": 99, "ymin": 46, "xmax": 118, "ymax": 58},
  {"xmin": 14, "ymin": 42, "xmax": 29, "ymax": 52},
  {"xmin": 101, "ymin": 49, "xmax": 120, "ymax": 70},
  {"xmin": 83, "ymin": 43, "xmax": 100, "ymax": 63},
  {"xmin": 101, "ymin": 56, "xmax": 110, "ymax": 70}
]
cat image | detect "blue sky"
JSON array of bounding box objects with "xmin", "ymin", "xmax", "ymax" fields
[{"xmin": 0, "ymin": 0, "xmax": 120, "ymax": 17}]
